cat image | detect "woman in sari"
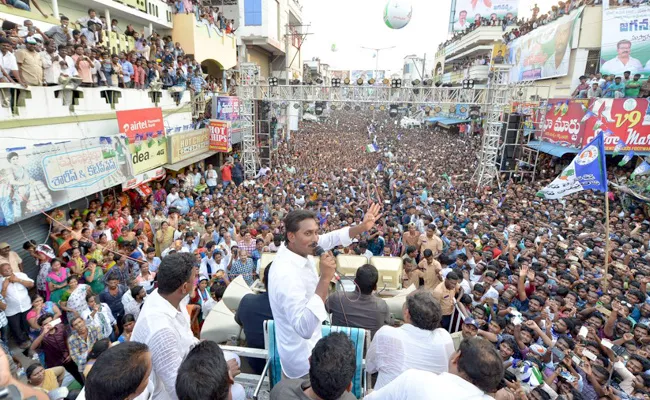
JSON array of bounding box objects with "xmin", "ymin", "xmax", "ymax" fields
[
  {"xmin": 153, "ymin": 182, "xmax": 166, "ymax": 206},
  {"xmin": 26, "ymin": 294, "xmax": 62, "ymax": 339},
  {"xmin": 34, "ymin": 245, "xmax": 55, "ymax": 298},
  {"xmin": 66, "ymin": 247, "xmax": 87, "ymax": 276},
  {"xmin": 189, "ymin": 276, "xmax": 216, "ymax": 330},
  {"xmin": 97, "ymin": 233, "xmax": 116, "ymax": 263},
  {"xmin": 46, "ymin": 259, "xmax": 69, "ymax": 303},
  {"xmin": 82, "ymin": 258, "xmax": 104, "ymax": 295},
  {"xmin": 155, "ymin": 221, "xmax": 174, "ymax": 257},
  {"xmin": 135, "ymin": 262, "xmax": 156, "ymax": 293}
]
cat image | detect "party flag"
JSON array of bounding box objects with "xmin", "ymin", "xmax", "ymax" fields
[
  {"xmin": 618, "ymin": 150, "xmax": 634, "ymax": 167},
  {"xmin": 613, "ymin": 138, "xmax": 627, "ymax": 156},
  {"xmin": 603, "ymin": 129, "xmax": 614, "ymax": 137},
  {"xmin": 631, "ymin": 161, "xmax": 650, "ymax": 180},
  {"xmin": 365, "ymin": 143, "xmax": 378, "ymax": 153},
  {"xmin": 581, "ymin": 110, "xmax": 595, "ymax": 123},
  {"xmin": 593, "ymin": 120, "xmax": 603, "ymax": 132},
  {"xmin": 537, "ymin": 132, "xmax": 608, "ymax": 199}
]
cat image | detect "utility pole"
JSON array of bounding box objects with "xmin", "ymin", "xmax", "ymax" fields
[{"xmin": 361, "ymin": 46, "xmax": 396, "ymax": 80}]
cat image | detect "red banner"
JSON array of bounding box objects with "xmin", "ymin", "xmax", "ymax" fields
[
  {"xmin": 208, "ymin": 120, "xmax": 231, "ymax": 152},
  {"xmin": 540, "ymin": 99, "xmax": 590, "ymax": 148},
  {"xmin": 116, "ymin": 108, "xmax": 165, "ymax": 141},
  {"xmin": 583, "ymin": 98, "xmax": 650, "ymax": 152}
]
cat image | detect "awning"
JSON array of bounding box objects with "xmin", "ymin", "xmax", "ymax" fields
[
  {"xmin": 526, "ymin": 141, "xmax": 580, "ymax": 158},
  {"xmin": 164, "ymin": 151, "xmax": 217, "ymax": 171}
]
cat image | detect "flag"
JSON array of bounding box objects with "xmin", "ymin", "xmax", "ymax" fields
[
  {"xmin": 631, "ymin": 161, "xmax": 650, "ymax": 179},
  {"xmin": 593, "ymin": 120, "xmax": 603, "ymax": 132},
  {"xmin": 537, "ymin": 132, "xmax": 608, "ymax": 199},
  {"xmin": 618, "ymin": 150, "xmax": 634, "ymax": 167},
  {"xmin": 613, "ymin": 138, "xmax": 627, "ymax": 156},
  {"xmin": 581, "ymin": 110, "xmax": 595, "ymax": 123},
  {"xmin": 580, "ymin": 103, "xmax": 588, "ymax": 113},
  {"xmin": 397, "ymin": 132, "xmax": 402, "ymax": 141},
  {"xmin": 365, "ymin": 143, "xmax": 379, "ymax": 153},
  {"xmin": 603, "ymin": 129, "xmax": 614, "ymax": 137}
]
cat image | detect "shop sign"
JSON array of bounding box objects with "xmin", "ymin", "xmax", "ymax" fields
[
  {"xmin": 212, "ymin": 96, "xmax": 240, "ymax": 121},
  {"xmin": 583, "ymin": 98, "xmax": 650, "ymax": 152},
  {"xmin": 0, "ymin": 136, "xmax": 132, "ymax": 227},
  {"xmin": 122, "ymin": 167, "xmax": 165, "ymax": 191},
  {"xmin": 168, "ymin": 129, "xmax": 210, "ymax": 164},
  {"xmin": 116, "ymin": 108, "xmax": 167, "ymax": 174},
  {"xmin": 208, "ymin": 120, "xmax": 232, "ymax": 152},
  {"xmin": 540, "ymin": 98, "xmax": 589, "ymax": 148}
]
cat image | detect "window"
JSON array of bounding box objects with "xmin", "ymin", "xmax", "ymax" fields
[
  {"xmin": 584, "ymin": 49, "xmax": 601, "ymax": 76},
  {"xmin": 404, "ymin": 64, "xmax": 411, "ymax": 74},
  {"xmin": 155, "ymin": 5, "xmax": 159, "ymax": 17},
  {"xmin": 244, "ymin": 0, "xmax": 262, "ymax": 26}
]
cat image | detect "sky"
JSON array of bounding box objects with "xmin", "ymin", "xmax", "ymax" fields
[{"xmin": 301, "ymin": 0, "xmax": 559, "ymax": 73}]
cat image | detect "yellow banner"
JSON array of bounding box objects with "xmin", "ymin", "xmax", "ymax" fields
[
  {"xmin": 129, "ymin": 138, "xmax": 167, "ymax": 175},
  {"xmin": 169, "ymin": 130, "xmax": 210, "ymax": 164}
]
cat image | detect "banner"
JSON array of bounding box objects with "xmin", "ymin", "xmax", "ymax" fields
[
  {"xmin": 116, "ymin": 108, "xmax": 167, "ymax": 175},
  {"xmin": 350, "ymin": 70, "xmax": 386, "ymax": 82},
  {"xmin": 583, "ymin": 98, "xmax": 650, "ymax": 152},
  {"xmin": 506, "ymin": 7, "xmax": 583, "ymax": 82},
  {"xmin": 168, "ymin": 129, "xmax": 211, "ymax": 164},
  {"xmin": 0, "ymin": 137, "xmax": 132, "ymax": 226},
  {"xmin": 451, "ymin": 0, "xmax": 518, "ymax": 32},
  {"xmin": 601, "ymin": 2, "xmax": 650, "ymax": 79},
  {"xmin": 541, "ymin": 99, "xmax": 591, "ymax": 148},
  {"xmin": 122, "ymin": 167, "xmax": 165, "ymax": 191},
  {"xmin": 212, "ymin": 96, "xmax": 240, "ymax": 121},
  {"xmin": 208, "ymin": 120, "xmax": 232, "ymax": 152},
  {"xmin": 537, "ymin": 133, "xmax": 608, "ymax": 200}
]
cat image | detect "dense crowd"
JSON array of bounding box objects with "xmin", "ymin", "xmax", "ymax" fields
[
  {"xmin": 0, "ymin": 7, "xmax": 230, "ymax": 108},
  {"xmin": 572, "ymin": 73, "xmax": 650, "ymax": 99},
  {"xmin": 0, "ymin": 107, "xmax": 648, "ymax": 399}
]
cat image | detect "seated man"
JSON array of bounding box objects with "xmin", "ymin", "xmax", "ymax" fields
[
  {"xmin": 366, "ymin": 291, "xmax": 455, "ymax": 390},
  {"xmin": 234, "ymin": 263, "xmax": 274, "ymax": 374},
  {"xmin": 81, "ymin": 341, "xmax": 153, "ymax": 400},
  {"xmin": 270, "ymin": 332, "xmax": 356, "ymax": 400},
  {"xmin": 175, "ymin": 340, "xmax": 244, "ymax": 400},
  {"xmin": 325, "ymin": 264, "xmax": 392, "ymax": 337},
  {"xmin": 365, "ymin": 337, "xmax": 503, "ymax": 399}
]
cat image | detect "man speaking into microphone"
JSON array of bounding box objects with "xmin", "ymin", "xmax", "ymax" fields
[{"xmin": 268, "ymin": 203, "xmax": 382, "ymax": 380}]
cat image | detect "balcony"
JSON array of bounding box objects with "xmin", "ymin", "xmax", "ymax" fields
[
  {"xmin": 438, "ymin": 26, "xmax": 511, "ymax": 59},
  {"xmin": 173, "ymin": 13, "xmax": 237, "ymax": 70},
  {"xmin": 0, "ymin": 84, "xmax": 192, "ymax": 147}
]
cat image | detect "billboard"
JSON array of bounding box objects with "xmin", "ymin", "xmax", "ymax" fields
[
  {"xmin": 0, "ymin": 137, "xmax": 132, "ymax": 226},
  {"xmin": 116, "ymin": 108, "xmax": 167, "ymax": 175},
  {"xmin": 541, "ymin": 99, "xmax": 590, "ymax": 148},
  {"xmin": 168, "ymin": 130, "xmax": 210, "ymax": 164},
  {"xmin": 208, "ymin": 120, "xmax": 232, "ymax": 152},
  {"xmin": 506, "ymin": 7, "xmax": 583, "ymax": 82},
  {"xmin": 331, "ymin": 70, "xmax": 350, "ymax": 80},
  {"xmin": 350, "ymin": 70, "xmax": 386, "ymax": 82},
  {"xmin": 451, "ymin": 0, "xmax": 518, "ymax": 32},
  {"xmin": 212, "ymin": 96, "xmax": 240, "ymax": 121},
  {"xmin": 583, "ymin": 98, "xmax": 650, "ymax": 152},
  {"xmin": 600, "ymin": 1, "xmax": 650, "ymax": 79}
]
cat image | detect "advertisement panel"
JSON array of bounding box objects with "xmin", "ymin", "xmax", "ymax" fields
[
  {"xmin": 212, "ymin": 96, "xmax": 240, "ymax": 121},
  {"xmin": 208, "ymin": 120, "xmax": 232, "ymax": 152},
  {"xmin": 506, "ymin": 7, "xmax": 583, "ymax": 82},
  {"xmin": 451, "ymin": 0, "xmax": 518, "ymax": 32},
  {"xmin": 350, "ymin": 70, "xmax": 386, "ymax": 82},
  {"xmin": 0, "ymin": 137, "xmax": 131, "ymax": 226},
  {"xmin": 583, "ymin": 98, "xmax": 650, "ymax": 152},
  {"xmin": 116, "ymin": 108, "xmax": 167, "ymax": 175},
  {"xmin": 168, "ymin": 130, "xmax": 211, "ymax": 164},
  {"xmin": 600, "ymin": 1, "xmax": 650, "ymax": 79},
  {"xmin": 541, "ymin": 99, "xmax": 591, "ymax": 148},
  {"xmin": 331, "ymin": 70, "xmax": 351, "ymax": 80},
  {"xmin": 122, "ymin": 167, "xmax": 165, "ymax": 191}
]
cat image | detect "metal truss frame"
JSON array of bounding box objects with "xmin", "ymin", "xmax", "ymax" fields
[{"xmin": 237, "ymin": 63, "xmax": 549, "ymax": 185}]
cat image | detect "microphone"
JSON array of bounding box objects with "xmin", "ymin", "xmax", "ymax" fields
[{"xmin": 313, "ymin": 245, "xmax": 340, "ymax": 281}]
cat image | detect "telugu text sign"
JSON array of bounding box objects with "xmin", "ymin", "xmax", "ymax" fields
[
  {"xmin": 506, "ymin": 7, "xmax": 583, "ymax": 82},
  {"xmin": 208, "ymin": 120, "xmax": 232, "ymax": 152},
  {"xmin": 601, "ymin": 2, "xmax": 650, "ymax": 79},
  {"xmin": 451, "ymin": 0, "xmax": 518, "ymax": 32},
  {"xmin": 541, "ymin": 99, "xmax": 590, "ymax": 148}
]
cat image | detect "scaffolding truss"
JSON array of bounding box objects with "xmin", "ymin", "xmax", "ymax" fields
[{"xmin": 236, "ymin": 63, "xmax": 549, "ymax": 185}]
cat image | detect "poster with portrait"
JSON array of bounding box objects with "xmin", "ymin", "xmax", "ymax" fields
[
  {"xmin": 506, "ymin": 7, "xmax": 584, "ymax": 82},
  {"xmin": 600, "ymin": 1, "xmax": 650, "ymax": 79},
  {"xmin": 0, "ymin": 136, "xmax": 132, "ymax": 226},
  {"xmin": 451, "ymin": 0, "xmax": 519, "ymax": 32}
]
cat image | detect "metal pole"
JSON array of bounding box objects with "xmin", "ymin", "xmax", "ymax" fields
[{"xmin": 422, "ymin": 53, "xmax": 427, "ymax": 79}]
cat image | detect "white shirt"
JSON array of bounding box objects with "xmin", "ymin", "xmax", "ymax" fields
[
  {"xmin": 0, "ymin": 51, "xmax": 18, "ymax": 73},
  {"xmin": 268, "ymin": 227, "xmax": 353, "ymax": 378},
  {"xmin": 365, "ymin": 370, "xmax": 493, "ymax": 400},
  {"xmin": 199, "ymin": 256, "xmax": 226, "ymax": 278},
  {"xmin": 81, "ymin": 303, "xmax": 116, "ymax": 339},
  {"xmin": 131, "ymin": 290, "xmax": 198, "ymax": 400},
  {"xmin": 0, "ymin": 273, "xmax": 33, "ymax": 317},
  {"xmin": 205, "ymin": 169, "xmax": 218, "ymax": 186},
  {"xmin": 166, "ymin": 192, "xmax": 180, "ymax": 207},
  {"xmin": 41, "ymin": 51, "xmax": 62, "ymax": 84},
  {"xmin": 601, "ymin": 56, "xmax": 643, "ymax": 75},
  {"xmin": 367, "ymin": 324, "xmax": 455, "ymax": 390}
]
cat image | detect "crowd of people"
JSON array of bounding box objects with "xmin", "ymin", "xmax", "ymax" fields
[
  {"xmin": 0, "ymin": 106, "xmax": 649, "ymax": 399},
  {"xmin": 0, "ymin": 8, "xmax": 232, "ymax": 100},
  {"xmin": 572, "ymin": 72, "xmax": 650, "ymax": 99}
]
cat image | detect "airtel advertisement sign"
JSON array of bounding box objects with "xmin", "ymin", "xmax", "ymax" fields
[{"xmin": 116, "ymin": 108, "xmax": 165, "ymax": 141}]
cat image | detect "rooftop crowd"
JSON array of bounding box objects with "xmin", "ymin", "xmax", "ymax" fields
[
  {"xmin": 571, "ymin": 72, "xmax": 650, "ymax": 99},
  {"xmin": 0, "ymin": 107, "xmax": 648, "ymax": 399}
]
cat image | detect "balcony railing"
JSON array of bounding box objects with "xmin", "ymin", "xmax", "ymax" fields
[{"xmin": 438, "ymin": 26, "xmax": 510, "ymax": 58}]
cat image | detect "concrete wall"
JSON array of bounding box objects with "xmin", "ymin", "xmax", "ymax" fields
[
  {"xmin": 248, "ymin": 47, "xmax": 271, "ymax": 77},
  {"xmin": 172, "ymin": 13, "xmax": 237, "ymax": 69},
  {"xmin": 578, "ymin": 5, "xmax": 603, "ymax": 49}
]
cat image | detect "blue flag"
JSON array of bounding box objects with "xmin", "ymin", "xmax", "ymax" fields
[
  {"xmin": 632, "ymin": 161, "xmax": 650, "ymax": 179},
  {"xmin": 613, "ymin": 138, "xmax": 627, "ymax": 156},
  {"xmin": 537, "ymin": 132, "xmax": 608, "ymax": 199},
  {"xmin": 619, "ymin": 150, "xmax": 634, "ymax": 167}
]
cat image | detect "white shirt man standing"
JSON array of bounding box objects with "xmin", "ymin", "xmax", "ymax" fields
[{"xmin": 268, "ymin": 204, "xmax": 382, "ymax": 379}]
